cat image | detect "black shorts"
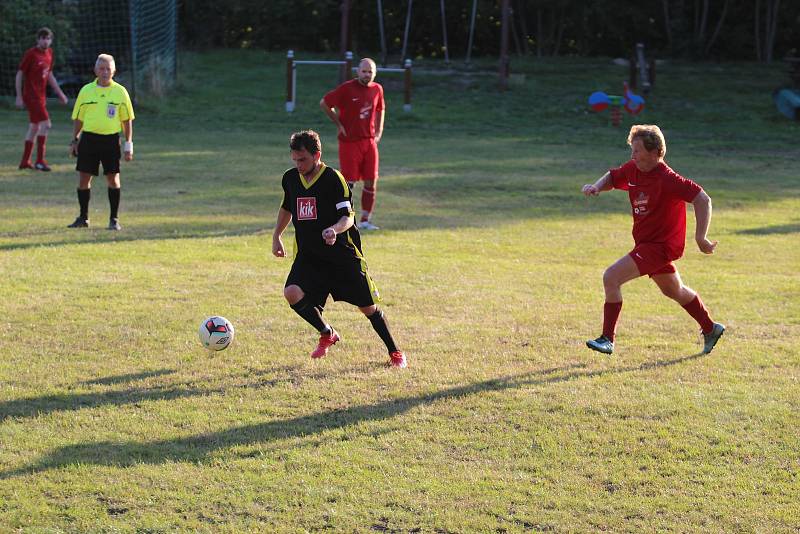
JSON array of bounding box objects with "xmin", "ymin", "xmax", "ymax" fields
[
  {"xmin": 285, "ymin": 252, "xmax": 381, "ymax": 308},
  {"xmin": 76, "ymin": 132, "xmax": 121, "ymax": 176}
]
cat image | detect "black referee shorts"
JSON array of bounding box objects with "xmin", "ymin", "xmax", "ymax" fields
[
  {"xmin": 76, "ymin": 132, "xmax": 121, "ymax": 176},
  {"xmin": 285, "ymin": 252, "xmax": 381, "ymax": 308}
]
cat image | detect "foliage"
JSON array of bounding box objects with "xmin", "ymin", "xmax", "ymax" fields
[
  {"xmin": 0, "ymin": 0, "xmax": 74, "ymax": 94},
  {"xmin": 0, "ymin": 49, "xmax": 799, "ymax": 530},
  {"xmin": 177, "ymin": 0, "xmax": 799, "ymax": 61}
]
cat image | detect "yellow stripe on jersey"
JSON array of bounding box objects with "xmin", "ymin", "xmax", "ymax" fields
[
  {"xmin": 300, "ymin": 163, "xmax": 327, "ymax": 189},
  {"xmin": 333, "ymin": 168, "xmax": 355, "ymax": 217},
  {"xmin": 71, "ymin": 79, "xmax": 135, "ymax": 134}
]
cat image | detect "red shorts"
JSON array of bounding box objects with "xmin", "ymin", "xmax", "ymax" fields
[
  {"xmin": 629, "ymin": 242, "xmax": 678, "ymax": 278},
  {"xmin": 24, "ymin": 97, "xmax": 49, "ymax": 124},
  {"xmin": 338, "ymin": 138, "xmax": 379, "ymax": 182}
]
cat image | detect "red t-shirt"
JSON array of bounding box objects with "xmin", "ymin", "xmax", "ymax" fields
[
  {"xmin": 610, "ymin": 160, "xmax": 702, "ymax": 257},
  {"xmin": 323, "ymin": 79, "xmax": 384, "ymax": 141},
  {"xmin": 18, "ymin": 47, "xmax": 53, "ymax": 102}
]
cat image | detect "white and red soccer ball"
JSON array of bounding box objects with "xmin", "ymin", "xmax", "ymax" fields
[{"xmin": 198, "ymin": 316, "xmax": 234, "ymax": 351}]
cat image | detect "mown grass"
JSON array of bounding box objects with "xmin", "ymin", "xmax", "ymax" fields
[{"xmin": 1, "ymin": 49, "xmax": 799, "ymax": 532}]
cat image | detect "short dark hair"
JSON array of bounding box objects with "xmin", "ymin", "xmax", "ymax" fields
[
  {"xmin": 37, "ymin": 27, "xmax": 54, "ymax": 39},
  {"xmin": 289, "ymin": 130, "xmax": 322, "ymax": 155}
]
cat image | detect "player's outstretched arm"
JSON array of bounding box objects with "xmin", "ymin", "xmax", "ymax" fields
[
  {"xmin": 582, "ymin": 171, "xmax": 613, "ymax": 196},
  {"xmin": 692, "ymin": 190, "xmax": 717, "ymax": 254},
  {"xmin": 272, "ymin": 208, "xmax": 292, "ymax": 257}
]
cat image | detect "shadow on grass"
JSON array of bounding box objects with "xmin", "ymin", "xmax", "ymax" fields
[
  {"xmin": 0, "ymin": 225, "xmax": 269, "ymax": 252},
  {"xmin": 81, "ymin": 369, "xmax": 176, "ymax": 387},
  {"xmin": 734, "ymin": 222, "xmax": 800, "ymax": 235},
  {"xmin": 0, "ymin": 362, "xmax": 398, "ymax": 425},
  {"xmin": 0, "ymin": 352, "xmax": 710, "ymax": 479}
]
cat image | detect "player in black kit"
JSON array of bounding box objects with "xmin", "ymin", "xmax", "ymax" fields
[{"xmin": 272, "ymin": 130, "xmax": 407, "ymax": 368}]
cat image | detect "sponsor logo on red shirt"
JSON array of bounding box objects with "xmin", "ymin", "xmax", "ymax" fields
[{"xmin": 297, "ymin": 197, "xmax": 317, "ymax": 220}]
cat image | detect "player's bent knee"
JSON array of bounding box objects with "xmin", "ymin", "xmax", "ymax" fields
[
  {"xmin": 283, "ymin": 285, "xmax": 305, "ymax": 304},
  {"xmin": 359, "ymin": 304, "xmax": 378, "ymax": 316},
  {"xmin": 602, "ymin": 269, "xmax": 620, "ymax": 289}
]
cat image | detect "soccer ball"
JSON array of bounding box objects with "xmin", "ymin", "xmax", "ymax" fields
[{"xmin": 198, "ymin": 316, "xmax": 234, "ymax": 351}]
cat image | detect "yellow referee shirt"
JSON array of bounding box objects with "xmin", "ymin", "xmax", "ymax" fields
[{"xmin": 71, "ymin": 79, "xmax": 135, "ymax": 134}]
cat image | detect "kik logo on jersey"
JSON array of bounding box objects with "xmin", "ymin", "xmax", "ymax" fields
[{"xmin": 297, "ymin": 197, "xmax": 317, "ymax": 220}]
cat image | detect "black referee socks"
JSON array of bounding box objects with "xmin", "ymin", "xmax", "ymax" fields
[{"xmin": 108, "ymin": 187, "xmax": 121, "ymax": 220}]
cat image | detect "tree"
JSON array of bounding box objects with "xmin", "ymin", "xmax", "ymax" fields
[
  {"xmin": 754, "ymin": 0, "xmax": 781, "ymax": 62},
  {"xmin": 661, "ymin": 0, "xmax": 730, "ymax": 58}
]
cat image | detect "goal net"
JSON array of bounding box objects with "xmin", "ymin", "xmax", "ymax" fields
[{"xmin": 0, "ymin": 0, "xmax": 177, "ymax": 102}]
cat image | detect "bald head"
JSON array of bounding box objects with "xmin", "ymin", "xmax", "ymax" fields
[{"xmin": 357, "ymin": 58, "xmax": 376, "ymax": 86}]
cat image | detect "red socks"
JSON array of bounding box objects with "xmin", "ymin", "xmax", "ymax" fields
[
  {"xmin": 360, "ymin": 186, "xmax": 376, "ymax": 222},
  {"xmin": 35, "ymin": 135, "xmax": 47, "ymax": 163},
  {"xmin": 602, "ymin": 301, "xmax": 623, "ymax": 341},
  {"xmin": 682, "ymin": 295, "xmax": 714, "ymax": 333},
  {"xmin": 20, "ymin": 140, "xmax": 34, "ymax": 167},
  {"xmin": 601, "ymin": 296, "xmax": 713, "ymax": 342}
]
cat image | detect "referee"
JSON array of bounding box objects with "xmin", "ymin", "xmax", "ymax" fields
[{"xmin": 68, "ymin": 54, "xmax": 134, "ymax": 230}]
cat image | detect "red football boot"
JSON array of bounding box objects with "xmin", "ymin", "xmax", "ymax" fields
[
  {"xmin": 389, "ymin": 351, "xmax": 407, "ymax": 368},
  {"xmin": 311, "ymin": 329, "xmax": 340, "ymax": 359}
]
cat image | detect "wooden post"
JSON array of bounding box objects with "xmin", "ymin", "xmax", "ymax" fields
[
  {"xmin": 344, "ymin": 50, "xmax": 353, "ymax": 82},
  {"xmin": 339, "ymin": 0, "xmax": 351, "ymax": 83},
  {"xmin": 403, "ymin": 58, "xmax": 412, "ymax": 112},
  {"xmin": 636, "ymin": 43, "xmax": 650, "ymax": 95},
  {"xmin": 286, "ymin": 50, "xmax": 295, "ymax": 112}
]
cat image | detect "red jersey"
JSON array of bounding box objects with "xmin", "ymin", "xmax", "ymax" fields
[
  {"xmin": 18, "ymin": 47, "xmax": 53, "ymax": 102},
  {"xmin": 610, "ymin": 160, "xmax": 702, "ymax": 258},
  {"xmin": 323, "ymin": 79, "xmax": 384, "ymax": 141}
]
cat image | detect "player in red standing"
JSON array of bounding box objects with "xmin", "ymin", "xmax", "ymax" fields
[
  {"xmin": 15, "ymin": 27, "xmax": 69, "ymax": 171},
  {"xmin": 320, "ymin": 58, "xmax": 385, "ymax": 231},
  {"xmin": 581, "ymin": 124, "xmax": 725, "ymax": 355}
]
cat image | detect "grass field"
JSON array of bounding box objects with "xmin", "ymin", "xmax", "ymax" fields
[{"xmin": 1, "ymin": 50, "xmax": 799, "ymax": 532}]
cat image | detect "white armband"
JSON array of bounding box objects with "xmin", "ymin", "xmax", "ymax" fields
[{"xmin": 123, "ymin": 141, "xmax": 133, "ymax": 152}]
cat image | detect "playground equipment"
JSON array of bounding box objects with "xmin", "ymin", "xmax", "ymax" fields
[
  {"xmin": 774, "ymin": 57, "xmax": 800, "ymax": 121},
  {"xmin": 629, "ymin": 42, "xmax": 655, "ymax": 95},
  {"xmin": 285, "ymin": 50, "xmax": 413, "ymax": 113},
  {"xmin": 343, "ymin": 0, "xmax": 512, "ymax": 90},
  {"xmin": 588, "ymin": 82, "xmax": 645, "ymax": 126}
]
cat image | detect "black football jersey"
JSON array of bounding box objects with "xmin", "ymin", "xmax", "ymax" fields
[{"xmin": 281, "ymin": 164, "xmax": 364, "ymax": 263}]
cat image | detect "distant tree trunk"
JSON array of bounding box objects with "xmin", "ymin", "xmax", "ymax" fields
[
  {"xmin": 536, "ymin": 8, "xmax": 543, "ymax": 58},
  {"xmin": 766, "ymin": 0, "xmax": 780, "ymax": 63},
  {"xmin": 662, "ymin": 0, "xmax": 673, "ymax": 50},
  {"xmin": 755, "ymin": 0, "xmax": 781, "ymax": 62},
  {"xmin": 755, "ymin": 0, "xmax": 762, "ymax": 60},
  {"xmin": 515, "ymin": 0, "xmax": 531, "ymax": 55},
  {"xmin": 703, "ymin": 0, "xmax": 728, "ymax": 55},
  {"xmin": 698, "ymin": 0, "xmax": 710, "ymax": 44},
  {"xmin": 552, "ymin": 6, "xmax": 566, "ymax": 56},
  {"xmin": 510, "ymin": 5, "xmax": 523, "ymax": 56}
]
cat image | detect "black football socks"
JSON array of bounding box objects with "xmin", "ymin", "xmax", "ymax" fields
[
  {"xmin": 367, "ymin": 308, "xmax": 398, "ymax": 353},
  {"xmin": 290, "ymin": 296, "xmax": 328, "ymax": 333}
]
